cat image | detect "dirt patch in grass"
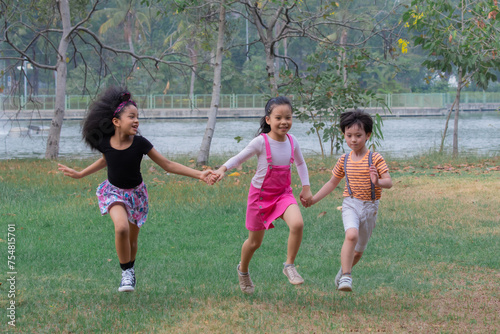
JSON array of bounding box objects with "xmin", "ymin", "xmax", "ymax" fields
[{"xmin": 151, "ymin": 264, "xmax": 499, "ymax": 334}]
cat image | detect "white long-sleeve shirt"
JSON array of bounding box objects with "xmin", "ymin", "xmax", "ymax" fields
[{"xmin": 223, "ymin": 134, "xmax": 310, "ymax": 189}]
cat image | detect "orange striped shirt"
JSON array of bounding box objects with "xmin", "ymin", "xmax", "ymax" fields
[{"xmin": 333, "ymin": 151, "xmax": 389, "ymax": 201}]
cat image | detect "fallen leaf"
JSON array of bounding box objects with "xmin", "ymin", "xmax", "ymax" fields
[
  {"xmin": 336, "ymin": 206, "xmax": 342, "ymax": 211},
  {"xmin": 228, "ymin": 172, "xmax": 240, "ymax": 177},
  {"xmin": 317, "ymin": 211, "xmax": 327, "ymax": 218}
]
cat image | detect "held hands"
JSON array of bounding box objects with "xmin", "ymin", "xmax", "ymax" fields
[
  {"xmin": 200, "ymin": 170, "xmax": 217, "ymax": 185},
  {"xmin": 200, "ymin": 168, "xmax": 227, "ymax": 185},
  {"xmin": 57, "ymin": 163, "xmax": 82, "ymax": 179},
  {"xmin": 299, "ymin": 186, "xmax": 313, "ymax": 208},
  {"xmin": 208, "ymin": 168, "xmax": 226, "ymax": 184}
]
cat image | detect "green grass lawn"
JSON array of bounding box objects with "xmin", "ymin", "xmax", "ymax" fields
[{"xmin": 0, "ymin": 155, "xmax": 499, "ymax": 333}]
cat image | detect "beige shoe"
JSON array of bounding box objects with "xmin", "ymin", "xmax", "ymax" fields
[
  {"xmin": 283, "ymin": 264, "xmax": 304, "ymax": 285},
  {"xmin": 237, "ymin": 264, "xmax": 255, "ymax": 295}
]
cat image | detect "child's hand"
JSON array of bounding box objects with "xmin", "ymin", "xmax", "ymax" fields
[
  {"xmin": 299, "ymin": 186, "xmax": 313, "ymax": 208},
  {"xmin": 211, "ymin": 169, "xmax": 226, "ymax": 183},
  {"xmin": 200, "ymin": 170, "xmax": 216, "ymax": 185},
  {"xmin": 57, "ymin": 163, "xmax": 82, "ymax": 179},
  {"xmin": 369, "ymin": 164, "xmax": 379, "ymax": 186}
]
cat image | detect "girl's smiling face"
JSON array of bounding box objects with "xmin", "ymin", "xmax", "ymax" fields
[
  {"xmin": 114, "ymin": 105, "xmax": 139, "ymax": 136},
  {"xmin": 265, "ymin": 104, "xmax": 293, "ymax": 141}
]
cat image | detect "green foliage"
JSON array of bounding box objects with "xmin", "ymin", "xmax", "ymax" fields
[
  {"xmin": 286, "ymin": 48, "xmax": 388, "ymax": 157},
  {"xmin": 403, "ymin": 0, "xmax": 500, "ymax": 90}
]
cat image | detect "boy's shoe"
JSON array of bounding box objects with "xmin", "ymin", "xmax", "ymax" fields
[
  {"xmin": 338, "ymin": 275, "xmax": 353, "ymax": 292},
  {"xmin": 118, "ymin": 268, "xmax": 135, "ymax": 292},
  {"xmin": 334, "ymin": 267, "xmax": 343, "ymax": 289},
  {"xmin": 237, "ymin": 264, "xmax": 255, "ymax": 295},
  {"xmin": 283, "ymin": 264, "xmax": 304, "ymax": 285}
]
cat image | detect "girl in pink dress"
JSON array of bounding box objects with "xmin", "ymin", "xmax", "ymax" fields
[{"xmin": 213, "ymin": 96, "xmax": 312, "ymax": 294}]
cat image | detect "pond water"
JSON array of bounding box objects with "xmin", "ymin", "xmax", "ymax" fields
[{"xmin": 1, "ymin": 112, "xmax": 499, "ymax": 160}]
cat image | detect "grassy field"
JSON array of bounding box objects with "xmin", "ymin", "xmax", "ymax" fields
[{"xmin": 0, "ymin": 154, "xmax": 499, "ymax": 333}]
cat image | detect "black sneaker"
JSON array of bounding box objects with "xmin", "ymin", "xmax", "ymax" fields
[
  {"xmin": 118, "ymin": 268, "xmax": 135, "ymax": 292},
  {"xmin": 130, "ymin": 267, "xmax": 136, "ymax": 289}
]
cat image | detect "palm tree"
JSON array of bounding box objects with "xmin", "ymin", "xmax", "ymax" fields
[
  {"xmin": 163, "ymin": 15, "xmax": 211, "ymax": 107},
  {"xmin": 96, "ymin": 0, "xmax": 151, "ymax": 70}
]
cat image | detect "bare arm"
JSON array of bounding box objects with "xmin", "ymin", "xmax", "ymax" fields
[
  {"xmin": 58, "ymin": 156, "xmax": 107, "ymax": 179},
  {"xmin": 310, "ymin": 175, "xmax": 343, "ymax": 206},
  {"xmin": 370, "ymin": 165, "xmax": 393, "ymax": 189},
  {"xmin": 147, "ymin": 148, "xmax": 213, "ymax": 183}
]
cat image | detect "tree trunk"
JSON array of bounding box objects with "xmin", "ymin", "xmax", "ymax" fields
[
  {"xmin": 196, "ymin": 0, "xmax": 226, "ymax": 166},
  {"xmin": 188, "ymin": 45, "xmax": 197, "ymax": 110},
  {"xmin": 439, "ymin": 98, "xmax": 456, "ymax": 154},
  {"xmin": 265, "ymin": 44, "xmax": 278, "ymax": 95},
  {"xmin": 452, "ymin": 67, "xmax": 462, "ymax": 157},
  {"xmin": 248, "ymin": 3, "xmax": 282, "ymax": 96},
  {"xmin": 339, "ymin": 29, "xmax": 348, "ymax": 88},
  {"xmin": 128, "ymin": 33, "xmax": 136, "ymax": 69},
  {"xmin": 126, "ymin": 15, "xmax": 136, "ymax": 69},
  {"xmin": 45, "ymin": 0, "xmax": 71, "ymax": 159}
]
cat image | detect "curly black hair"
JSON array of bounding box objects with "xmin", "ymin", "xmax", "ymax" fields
[{"xmin": 81, "ymin": 86, "xmax": 136, "ymax": 150}]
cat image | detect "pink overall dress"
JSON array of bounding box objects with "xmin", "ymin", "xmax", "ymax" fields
[{"xmin": 245, "ymin": 133, "xmax": 297, "ymax": 231}]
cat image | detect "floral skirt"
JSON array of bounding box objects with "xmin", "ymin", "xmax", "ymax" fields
[{"xmin": 96, "ymin": 180, "xmax": 149, "ymax": 228}]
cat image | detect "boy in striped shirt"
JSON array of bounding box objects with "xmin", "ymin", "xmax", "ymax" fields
[{"xmin": 301, "ymin": 110, "xmax": 393, "ymax": 292}]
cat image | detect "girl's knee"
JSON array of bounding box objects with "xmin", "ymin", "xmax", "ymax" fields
[
  {"xmin": 288, "ymin": 220, "xmax": 304, "ymax": 234},
  {"xmin": 114, "ymin": 224, "xmax": 129, "ymax": 237},
  {"xmin": 245, "ymin": 237, "xmax": 263, "ymax": 250}
]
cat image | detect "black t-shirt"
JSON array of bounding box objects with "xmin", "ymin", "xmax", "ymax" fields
[{"xmin": 97, "ymin": 136, "xmax": 153, "ymax": 189}]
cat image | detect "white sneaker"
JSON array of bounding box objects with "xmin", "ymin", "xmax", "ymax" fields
[
  {"xmin": 338, "ymin": 275, "xmax": 352, "ymax": 292},
  {"xmin": 118, "ymin": 268, "xmax": 135, "ymax": 292},
  {"xmin": 334, "ymin": 267, "xmax": 342, "ymax": 289},
  {"xmin": 283, "ymin": 264, "xmax": 304, "ymax": 285}
]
